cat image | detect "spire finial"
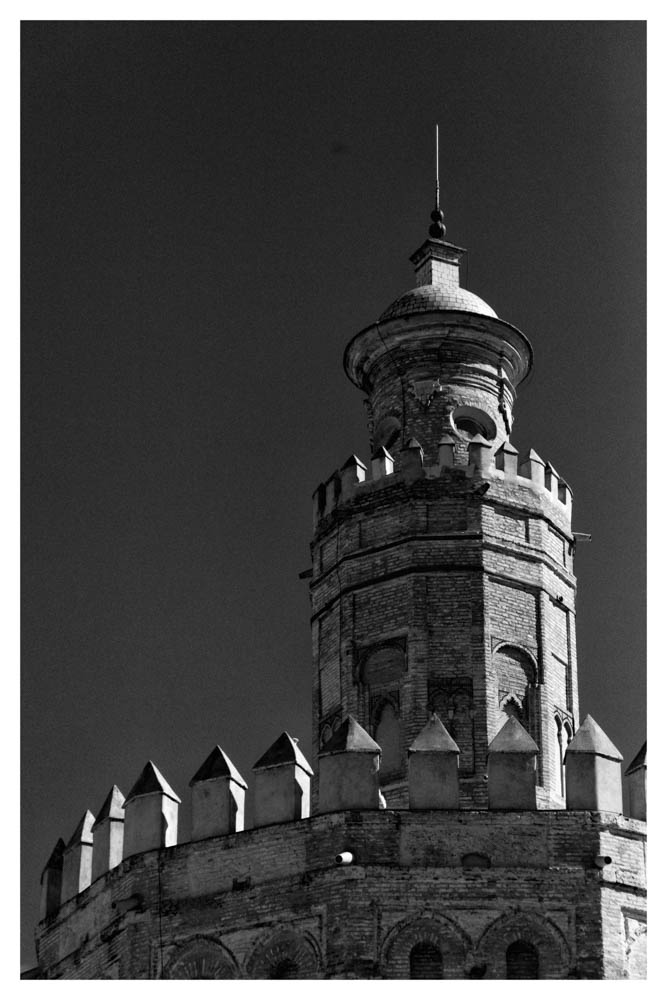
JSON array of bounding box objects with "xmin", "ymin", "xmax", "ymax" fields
[{"xmin": 429, "ymin": 123, "xmax": 446, "ymax": 239}]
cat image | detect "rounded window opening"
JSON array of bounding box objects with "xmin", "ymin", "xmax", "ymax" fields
[
  {"xmin": 506, "ymin": 940, "xmax": 539, "ymax": 980},
  {"xmin": 450, "ymin": 405, "xmax": 496, "ymax": 441},
  {"xmin": 409, "ymin": 941, "xmax": 443, "ymax": 979},
  {"xmin": 269, "ymin": 958, "xmax": 299, "ymax": 980}
]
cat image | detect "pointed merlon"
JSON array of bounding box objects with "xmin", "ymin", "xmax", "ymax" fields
[
  {"xmin": 624, "ymin": 740, "xmax": 646, "ymax": 821},
  {"xmin": 565, "ymin": 715, "xmax": 622, "ymax": 762},
  {"xmin": 40, "ymin": 838, "xmax": 66, "ymax": 919},
  {"xmin": 67, "ymin": 810, "xmax": 95, "ymax": 847},
  {"xmin": 487, "ymin": 717, "xmax": 538, "ymax": 810},
  {"xmin": 408, "ymin": 713, "xmax": 460, "ymax": 809},
  {"xmin": 124, "ymin": 761, "xmax": 182, "ymax": 804},
  {"xmin": 495, "ymin": 440, "xmax": 519, "ymax": 475},
  {"xmin": 498, "ymin": 440, "xmax": 518, "ymax": 454},
  {"xmin": 371, "ymin": 446, "xmax": 393, "ymax": 461},
  {"xmin": 403, "ymin": 437, "xmax": 424, "ymax": 451},
  {"xmin": 520, "ymin": 448, "xmax": 545, "ymax": 465},
  {"xmin": 340, "ymin": 454, "xmax": 367, "ymax": 496},
  {"xmin": 252, "ymin": 732, "xmax": 314, "ymax": 776},
  {"xmin": 41, "ymin": 838, "xmax": 66, "ymax": 876},
  {"xmin": 318, "ymin": 716, "xmax": 382, "ymax": 812},
  {"xmin": 189, "ymin": 745, "xmax": 248, "ymax": 788},
  {"xmin": 625, "ymin": 741, "xmax": 646, "ymax": 775},
  {"xmin": 409, "ymin": 713, "xmax": 460, "ymax": 753},
  {"xmin": 320, "ymin": 715, "xmax": 381, "ymax": 756},
  {"xmin": 92, "ymin": 786, "xmax": 125, "ymax": 829},
  {"xmin": 252, "ymin": 733, "xmax": 313, "ymax": 825},
  {"xmin": 488, "ymin": 716, "xmax": 539, "ymax": 754},
  {"xmin": 438, "ymin": 433, "xmax": 457, "ymax": 444},
  {"xmin": 544, "ymin": 462, "xmax": 560, "ymax": 494},
  {"xmin": 341, "ymin": 454, "xmax": 367, "ymax": 471}
]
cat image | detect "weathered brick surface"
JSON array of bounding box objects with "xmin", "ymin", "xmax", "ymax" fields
[
  {"xmin": 310, "ymin": 466, "xmax": 578, "ymax": 807},
  {"xmin": 35, "ymin": 810, "xmax": 646, "ymax": 979}
]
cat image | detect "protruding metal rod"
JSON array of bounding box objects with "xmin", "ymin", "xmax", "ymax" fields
[
  {"xmin": 435, "ymin": 123, "xmax": 440, "ymax": 210},
  {"xmin": 428, "ymin": 124, "xmax": 446, "ymax": 239}
]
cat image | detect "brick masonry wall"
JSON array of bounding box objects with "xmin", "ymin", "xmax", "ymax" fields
[
  {"xmin": 35, "ymin": 810, "xmax": 646, "ymax": 979},
  {"xmin": 311, "ymin": 466, "xmax": 577, "ymax": 805}
]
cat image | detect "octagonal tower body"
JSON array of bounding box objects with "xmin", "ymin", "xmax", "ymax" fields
[{"xmin": 311, "ymin": 235, "xmax": 578, "ymax": 808}]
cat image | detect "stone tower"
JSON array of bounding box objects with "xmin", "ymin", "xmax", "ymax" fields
[
  {"xmin": 28, "ymin": 197, "xmax": 646, "ymax": 981},
  {"xmin": 312, "ymin": 214, "xmax": 575, "ymax": 810}
]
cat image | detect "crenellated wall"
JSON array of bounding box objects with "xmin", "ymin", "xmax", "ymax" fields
[
  {"xmin": 310, "ymin": 438, "xmax": 576, "ymax": 808},
  {"xmin": 34, "ymin": 806, "xmax": 646, "ymax": 980},
  {"xmin": 312, "ymin": 437, "xmax": 572, "ymax": 530},
  {"xmin": 34, "ymin": 707, "xmax": 647, "ymax": 982}
]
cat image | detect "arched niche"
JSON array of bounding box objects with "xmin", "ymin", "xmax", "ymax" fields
[
  {"xmin": 360, "ymin": 642, "xmax": 406, "ymax": 687},
  {"xmin": 493, "ymin": 643, "xmax": 538, "ymax": 735},
  {"xmin": 163, "ymin": 936, "xmax": 239, "ymax": 980},
  {"xmin": 476, "ymin": 911, "xmax": 571, "ymax": 980},
  {"xmin": 245, "ymin": 928, "xmax": 321, "ymax": 980},
  {"xmin": 380, "ymin": 913, "xmax": 471, "ymax": 980}
]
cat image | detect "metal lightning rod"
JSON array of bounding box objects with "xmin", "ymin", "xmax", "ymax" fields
[
  {"xmin": 435, "ymin": 123, "xmax": 440, "ymax": 211},
  {"xmin": 428, "ymin": 125, "xmax": 446, "ymax": 239}
]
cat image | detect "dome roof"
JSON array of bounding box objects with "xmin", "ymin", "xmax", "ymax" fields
[{"xmin": 379, "ymin": 283, "xmax": 497, "ymax": 322}]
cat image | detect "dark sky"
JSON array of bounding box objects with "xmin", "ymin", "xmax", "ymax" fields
[{"xmin": 21, "ymin": 21, "xmax": 646, "ymax": 968}]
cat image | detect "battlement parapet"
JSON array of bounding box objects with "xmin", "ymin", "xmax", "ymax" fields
[
  {"xmin": 38, "ymin": 718, "xmax": 645, "ymax": 925},
  {"xmin": 312, "ymin": 438, "xmax": 573, "ymax": 532},
  {"xmin": 34, "ymin": 804, "xmax": 646, "ymax": 979}
]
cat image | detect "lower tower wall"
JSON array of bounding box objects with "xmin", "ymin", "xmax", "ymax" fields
[{"xmin": 35, "ymin": 810, "xmax": 646, "ymax": 980}]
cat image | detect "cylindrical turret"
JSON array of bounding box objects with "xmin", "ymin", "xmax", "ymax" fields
[{"xmin": 343, "ymin": 237, "xmax": 533, "ymax": 466}]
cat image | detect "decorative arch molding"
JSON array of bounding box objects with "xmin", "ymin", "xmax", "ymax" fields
[
  {"xmin": 427, "ymin": 676, "xmax": 475, "ymax": 774},
  {"xmin": 245, "ymin": 926, "xmax": 322, "ymax": 980},
  {"xmin": 163, "ymin": 934, "xmax": 239, "ymax": 980},
  {"xmin": 380, "ymin": 911, "xmax": 472, "ymax": 979},
  {"xmin": 499, "ymin": 693, "xmax": 524, "ymax": 715},
  {"xmin": 492, "ymin": 644, "xmax": 541, "ymax": 758},
  {"xmin": 554, "ymin": 709, "xmax": 574, "ymax": 735},
  {"xmin": 370, "ymin": 691, "xmax": 400, "ymax": 727},
  {"xmin": 492, "ymin": 642, "xmax": 539, "ymax": 681},
  {"xmin": 356, "ymin": 637, "xmax": 407, "ymax": 687},
  {"xmin": 475, "ymin": 910, "xmax": 572, "ymax": 979}
]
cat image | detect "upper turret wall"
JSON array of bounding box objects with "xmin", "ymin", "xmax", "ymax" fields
[{"xmin": 343, "ymin": 238, "xmax": 532, "ymax": 464}]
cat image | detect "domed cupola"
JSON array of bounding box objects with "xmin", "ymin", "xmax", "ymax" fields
[
  {"xmin": 343, "ymin": 200, "xmax": 532, "ymax": 464},
  {"xmin": 378, "ymin": 237, "xmax": 497, "ymax": 322}
]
